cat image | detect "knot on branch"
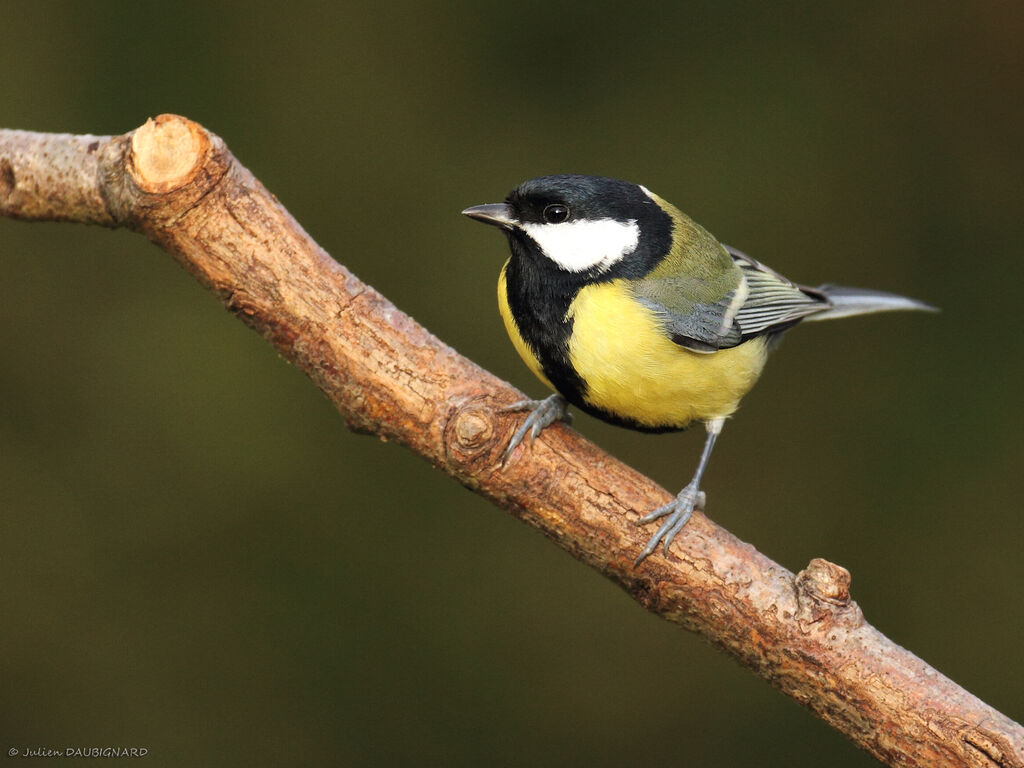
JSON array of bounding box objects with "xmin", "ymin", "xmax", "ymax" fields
[
  {"xmin": 794, "ymin": 558, "xmax": 864, "ymax": 630},
  {"xmin": 443, "ymin": 397, "xmax": 505, "ymax": 473}
]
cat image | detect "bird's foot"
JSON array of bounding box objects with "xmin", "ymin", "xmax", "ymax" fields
[
  {"xmin": 500, "ymin": 394, "xmax": 572, "ymax": 465},
  {"xmin": 634, "ymin": 483, "xmax": 706, "ymax": 565}
]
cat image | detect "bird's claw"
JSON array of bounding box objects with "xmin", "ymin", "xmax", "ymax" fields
[
  {"xmin": 634, "ymin": 484, "xmax": 705, "ymax": 565},
  {"xmin": 501, "ymin": 394, "xmax": 571, "ymax": 465}
]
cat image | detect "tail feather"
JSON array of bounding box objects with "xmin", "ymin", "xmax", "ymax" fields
[{"xmin": 804, "ymin": 284, "xmax": 937, "ymax": 321}]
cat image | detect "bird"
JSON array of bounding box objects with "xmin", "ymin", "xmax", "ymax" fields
[{"xmin": 462, "ymin": 174, "xmax": 934, "ymax": 564}]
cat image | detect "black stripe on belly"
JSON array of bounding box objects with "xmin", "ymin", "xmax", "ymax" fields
[{"xmin": 503, "ymin": 243, "xmax": 588, "ymax": 406}]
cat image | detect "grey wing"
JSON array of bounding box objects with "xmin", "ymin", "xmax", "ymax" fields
[
  {"xmin": 632, "ymin": 279, "xmax": 743, "ymax": 353},
  {"xmin": 633, "ymin": 245, "xmax": 831, "ymax": 353},
  {"xmin": 724, "ymin": 245, "xmax": 831, "ymax": 337}
]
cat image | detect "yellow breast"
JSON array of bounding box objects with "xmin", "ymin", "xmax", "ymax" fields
[{"xmin": 567, "ymin": 280, "xmax": 768, "ymax": 428}]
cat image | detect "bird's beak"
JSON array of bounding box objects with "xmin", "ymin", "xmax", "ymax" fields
[{"xmin": 461, "ymin": 203, "xmax": 518, "ymax": 230}]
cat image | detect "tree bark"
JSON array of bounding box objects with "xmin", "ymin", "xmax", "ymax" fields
[{"xmin": 1, "ymin": 115, "xmax": 1020, "ymax": 768}]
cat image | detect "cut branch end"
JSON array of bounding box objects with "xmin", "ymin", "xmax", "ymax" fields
[{"xmin": 130, "ymin": 114, "xmax": 208, "ymax": 193}]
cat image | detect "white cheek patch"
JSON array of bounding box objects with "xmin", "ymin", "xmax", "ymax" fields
[{"xmin": 520, "ymin": 219, "xmax": 640, "ymax": 273}]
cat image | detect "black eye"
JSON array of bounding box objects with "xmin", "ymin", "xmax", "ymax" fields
[{"xmin": 542, "ymin": 203, "xmax": 570, "ymax": 223}]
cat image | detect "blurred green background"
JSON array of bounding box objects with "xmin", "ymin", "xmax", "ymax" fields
[{"xmin": 2, "ymin": 2, "xmax": 1021, "ymax": 765}]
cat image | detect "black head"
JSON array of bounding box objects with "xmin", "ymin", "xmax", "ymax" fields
[{"xmin": 463, "ymin": 174, "xmax": 673, "ymax": 281}]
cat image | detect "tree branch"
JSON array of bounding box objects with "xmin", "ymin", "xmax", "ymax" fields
[{"xmin": 2, "ymin": 115, "xmax": 1020, "ymax": 768}]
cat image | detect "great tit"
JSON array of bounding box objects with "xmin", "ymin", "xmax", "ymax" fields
[{"xmin": 462, "ymin": 174, "xmax": 933, "ymax": 564}]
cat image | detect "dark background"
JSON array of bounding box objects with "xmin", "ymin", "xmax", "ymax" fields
[{"xmin": 2, "ymin": 3, "xmax": 1021, "ymax": 765}]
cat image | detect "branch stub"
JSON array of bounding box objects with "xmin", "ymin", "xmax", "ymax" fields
[{"xmin": 129, "ymin": 114, "xmax": 208, "ymax": 194}]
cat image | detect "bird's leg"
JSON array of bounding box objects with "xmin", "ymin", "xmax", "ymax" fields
[
  {"xmin": 634, "ymin": 417, "xmax": 725, "ymax": 565},
  {"xmin": 500, "ymin": 394, "xmax": 572, "ymax": 465}
]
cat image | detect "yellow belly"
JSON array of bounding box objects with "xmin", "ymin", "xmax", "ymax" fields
[{"xmin": 567, "ymin": 280, "xmax": 768, "ymax": 428}]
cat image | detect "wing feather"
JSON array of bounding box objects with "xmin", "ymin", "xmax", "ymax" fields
[
  {"xmin": 726, "ymin": 246, "xmax": 829, "ymax": 336},
  {"xmin": 631, "ymin": 245, "xmax": 831, "ymax": 352}
]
